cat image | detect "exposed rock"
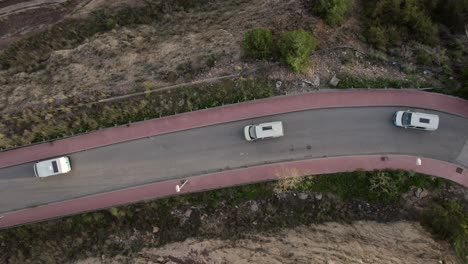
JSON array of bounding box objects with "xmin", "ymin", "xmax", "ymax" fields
[
  {"xmin": 423, "ymin": 70, "xmax": 432, "ymax": 75},
  {"xmin": 329, "ymin": 75, "xmax": 340, "ymax": 87},
  {"xmin": 153, "ymin": 226, "xmax": 160, "ymax": 233},
  {"xmin": 315, "ymin": 193, "xmax": 323, "ymax": 200},
  {"xmin": 178, "ymin": 99, "xmax": 185, "ymax": 107},
  {"xmin": 250, "ymin": 201, "xmax": 259, "ymax": 212},
  {"xmin": 276, "ymin": 80, "xmax": 282, "ymax": 89},
  {"xmin": 312, "ymin": 75, "xmax": 320, "ymax": 87},
  {"xmin": 184, "ymin": 209, "xmax": 192, "ymax": 218},
  {"xmin": 414, "ymin": 188, "xmax": 429, "ymax": 199},
  {"xmin": 234, "ymin": 65, "xmax": 242, "ymax": 71},
  {"xmin": 298, "ymin": 193, "xmax": 308, "ymax": 200}
]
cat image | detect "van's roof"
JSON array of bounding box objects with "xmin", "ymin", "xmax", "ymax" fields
[
  {"xmin": 410, "ymin": 112, "xmax": 439, "ymax": 130},
  {"xmin": 254, "ymin": 121, "xmax": 284, "ymax": 138},
  {"xmin": 34, "ymin": 156, "xmax": 71, "ymax": 177}
]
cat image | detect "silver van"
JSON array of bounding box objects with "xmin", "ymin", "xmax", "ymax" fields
[
  {"xmin": 34, "ymin": 156, "xmax": 72, "ymax": 178},
  {"xmin": 393, "ymin": 111, "xmax": 439, "ymax": 131},
  {"xmin": 244, "ymin": 121, "xmax": 284, "ymax": 141}
]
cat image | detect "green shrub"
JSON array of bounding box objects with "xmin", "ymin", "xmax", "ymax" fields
[
  {"xmin": 416, "ymin": 50, "xmax": 433, "ymax": 65},
  {"xmin": 242, "ymin": 28, "xmax": 273, "ymax": 60},
  {"xmin": 364, "ymin": 0, "xmax": 439, "ymax": 49},
  {"xmin": 301, "ymin": 170, "xmax": 445, "ymax": 204},
  {"xmin": 311, "ymin": 0, "xmax": 352, "ymax": 26},
  {"xmin": 456, "ymin": 66, "xmax": 468, "ymax": 99},
  {"xmin": 336, "ymin": 73, "xmax": 433, "ymax": 89},
  {"xmin": 0, "ymin": 77, "xmax": 278, "ymax": 149},
  {"xmin": 365, "ymin": 26, "xmax": 388, "ymax": 51},
  {"xmin": 422, "ymin": 200, "xmax": 468, "ymax": 260},
  {"xmin": 424, "ymin": 0, "xmax": 468, "ymax": 33},
  {"xmin": 278, "ymin": 29, "xmax": 318, "ymax": 73}
]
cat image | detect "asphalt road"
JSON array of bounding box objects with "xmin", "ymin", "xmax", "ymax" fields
[{"xmin": 1, "ymin": 106, "xmax": 467, "ymax": 213}]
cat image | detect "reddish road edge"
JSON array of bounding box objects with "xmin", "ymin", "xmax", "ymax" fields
[
  {"xmin": 1, "ymin": 90, "xmax": 468, "ymax": 168},
  {"xmin": 0, "ymin": 154, "xmax": 466, "ymax": 229}
]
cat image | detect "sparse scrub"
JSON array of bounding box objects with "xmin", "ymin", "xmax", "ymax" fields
[
  {"xmin": 457, "ymin": 66, "xmax": 468, "ymax": 99},
  {"xmin": 416, "ymin": 50, "xmax": 433, "ymax": 65},
  {"xmin": 336, "ymin": 73, "xmax": 434, "ymax": 89},
  {"xmin": 242, "ymin": 28, "xmax": 274, "ymax": 60},
  {"xmin": 278, "ymin": 29, "xmax": 318, "ymax": 73},
  {"xmin": 423, "ymin": 0, "xmax": 468, "ymax": 33},
  {"xmin": 0, "ymin": 77, "xmax": 277, "ymax": 150},
  {"xmin": 422, "ymin": 200, "xmax": 468, "ymax": 261},
  {"xmin": 364, "ymin": 0, "xmax": 439, "ymax": 50},
  {"xmin": 300, "ymin": 170, "xmax": 444, "ymax": 203},
  {"xmin": 310, "ymin": 0, "xmax": 352, "ymax": 26},
  {"xmin": 274, "ymin": 168, "xmax": 306, "ymax": 193},
  {"xmin": 0, "ymin": 0, "xmax": 208, "ymax": 73}
]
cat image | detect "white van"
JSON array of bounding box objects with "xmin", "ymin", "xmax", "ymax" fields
[
  {"xmin": 393, "ymin": 111, "xmax": 439, "ymax": 131},
  {"xmin": 34, "ymin": 156, "xmax": 72, "ymax": 178},
  {"xmin": 244, "ymin": 121, "xmax": 284, "ymax": 141}
]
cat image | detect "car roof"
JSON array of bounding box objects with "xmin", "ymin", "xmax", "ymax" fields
[
  {"xmin": 255, "ymin": 121, "xmax": 284, "ymax": 137},
  {"xmin": 409, "ymin": 112, "xmax": 439, "ymax": 129}
]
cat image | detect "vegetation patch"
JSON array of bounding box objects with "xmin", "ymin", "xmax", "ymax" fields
[
  {"xmin": 242, "ymin": 28, "xmax": 274, "ymax": 60},
  {"xmin": 0, "ymin": 170, "xmax": 453, "ymax": 263},
  {"xmin": 336, "ymin": 73, "xmax": 434, "ymax": 89},
  {"xmin": 278, "ymin": 29, "xmax": 318, "ymax": 73},
  {"xmin": 456, "ymin": 66, "xmax": 468, "ymax": 99},
  {"xmin": 0, "ymin": 0, "xmax": 209, "ymax": 73},
  {"xmin": 422, "ymin": 200, "xmax": 468, "ymax": 261},
  {"xmin": 298, "ymin": 170, "xmax": 444, "ymax": 204},
  {"xmin": 364, "ymin": 0, "xmax": 439, "ymax": 50},
  {"xmin": 0, "ymin": 76, "xmax": 278, "ymax": 149},
  {"xmin": 309, "ymin": 0, "xmax": 352, "ymax": 26}
]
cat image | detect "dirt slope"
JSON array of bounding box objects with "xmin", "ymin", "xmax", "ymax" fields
[
  {"xmin": 77, "ymin": 221, "xmax": 457, "ymax": 264},
  {"xmin": 0, "ymin": 0, "xmax": 417, "ymax": 113}
]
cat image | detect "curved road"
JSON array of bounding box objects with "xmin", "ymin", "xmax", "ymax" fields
[{"xmin": 1, "ymin": 106, "xmax": 467, "ymax": 213}]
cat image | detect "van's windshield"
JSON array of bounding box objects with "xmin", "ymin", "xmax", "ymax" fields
[
  {"xmin": 402, "ymin": 112, "xmax": 412, "ymax": 126},
  {"xmin": 249, "ymin": 126, "xmax": 257, "ymax": 139}
]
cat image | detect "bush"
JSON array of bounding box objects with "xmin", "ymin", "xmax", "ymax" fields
[
  {"xmin": 301, "ymin": 170, "xmax": 445, "ymax": 204},
  {"xmin": 456, "ymin": 66, "xmax": 468, "ymax": 99},
  {"xmin": 422, "ymin": 200, "xmax": 468, "ymax": 260},
  {"xmin": 311, "ymin": 0, "xmax": 352, "ymax": 26},
  {"xmin": 242, "ymin": 28, "xmax": 273, "ymax": 60},
  {"xmin": 364, "ymin": 0, "xmax": 439, "ymax": 50},
  {"xmin": 278, "ymin": 29, "xmax": 318, "ymax": 73},
  {"xmin": 365, "ymin": 26, "xmax": 388, "ymax": 51},
  {"xmin": 424, "ymin": 0, "xmax": 468, "ymax": 33},
  {"xmin": 336, "ymin": 73, "xmax": 434, "ymax": 89},
  {"xmin": 416, "ymin": 50, "xmax": 433, "ymax": 65}
]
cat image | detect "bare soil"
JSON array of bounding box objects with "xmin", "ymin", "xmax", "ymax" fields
[
  {"xmin": 77, "ymin": 221, "xmax": 457, "ymax": 264},
  {"xmin": 0, "ymin": 0, "xmax": 86, "ymax": 49}
]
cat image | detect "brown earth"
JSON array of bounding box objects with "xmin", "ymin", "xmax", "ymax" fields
[
  {"xmin": 0, "ymin": 0, "xmax": 86, "ymax": 49},
  {"xmin": 76, "ymin": 221, "xmax": 457, "ymax": 264},
  {"xmin": 0, "ymin": 0, "xmax": 437, "ymax": 113}
]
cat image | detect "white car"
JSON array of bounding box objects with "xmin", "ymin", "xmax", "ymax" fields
[
  {"xmin": 244, "ymin": 121, "xmax": 284, "ymax": 141},
  {"xmin": 393, "ymin": 111, "xmax": 439, "ymax": 131},
  {"xmin": 34, "ymin": 156, "xmax": 72, "ymax": 178}
]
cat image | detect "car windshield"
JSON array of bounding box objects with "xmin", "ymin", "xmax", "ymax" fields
[
  {"xmin": 402, "ymin": 112, "xmax": 412, "ymax": 126},
  {"xmin": 249, "ymin": 126, "xmax": 257, "ymax": 139}
]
